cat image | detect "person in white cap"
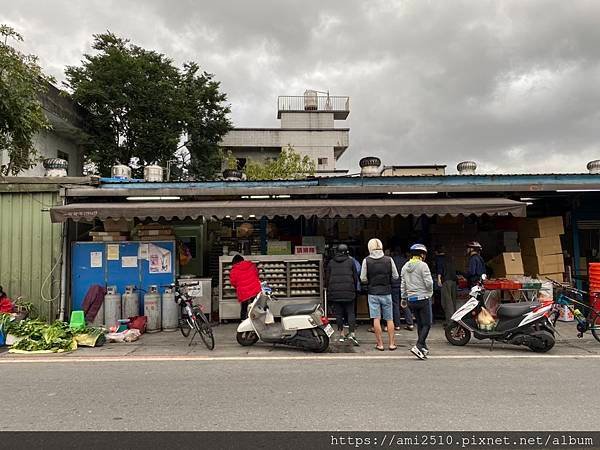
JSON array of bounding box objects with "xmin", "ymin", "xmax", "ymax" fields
[{"xmin": 360, "ymin": 238, "xmax": 399, "ymax": 351}]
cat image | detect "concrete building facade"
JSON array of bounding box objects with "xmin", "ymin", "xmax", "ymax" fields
[
  {"xmin": 0, "ymin": 84, "xmax": 86, "ymax": 177},
  {"xmin": 220, "ymin": 92, "xmax": 350, "ymax": 175}
]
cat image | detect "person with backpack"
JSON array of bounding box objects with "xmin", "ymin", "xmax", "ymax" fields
[
  {"xmin": 360, "ymin": 238, "xmax": 399, "ymax": 351},
  {"xmin": 402, "ymin": 244, "xmax": 434, "ymax": 360},
  {"xmin": 229, "ymin": 254, "xmax": 262, "ymax": 321},
  {"xmin": 325, "ymin": 244, "xmax": 359, "ymax": 346}
]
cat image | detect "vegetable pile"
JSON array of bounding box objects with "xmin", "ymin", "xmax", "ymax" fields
[
  {"xmin": 10, "ymin": 319, "xmax": 76, "ymax": 352},
  {"xmin": 1, "ymin": 315, "xmax": 105, "ymax": 352}
]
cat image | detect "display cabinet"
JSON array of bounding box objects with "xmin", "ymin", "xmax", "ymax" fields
[{"xmin": 218, "ymin": 254, "xmax": 324, "ymax": 321}]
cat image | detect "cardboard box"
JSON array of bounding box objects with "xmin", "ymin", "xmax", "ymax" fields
[
  {"xmin": 93, "ymin": 235, "xmax": 128, "ymax": 242},
  {"xmin": 89, "ymin": 231, "xmax": 128, "ymax": 237},
  {"xmin": 103, "ymin": 219, "xmax": 130, "ymax": 232},
  {"xmin": 518, "ymin": 216, "xmax": 564, "ymax": 238},
  {"xmin": 542, "ymin": 272, "xmax": 564, "ymax": 283},
  {"xmin": 267, "ymin": 240, "xmax": 292, "ymax": 255},
  {"xmin": 139, "ymin": 229, "xmax": 174, "ymax": 237},
  {"xmin": 487, "ymin": 252, "xmax": 524, "ymax": 277},
  {"xmin": 520, "ymin": 236, "xmax": 563, "ymax": 257},
  {"xmin": 522, "ymin": 254, "xmax": 565, "ymax": 275}
]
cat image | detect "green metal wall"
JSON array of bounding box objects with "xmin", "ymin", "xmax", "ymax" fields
[{"xmin": 0, "ymin": 191, "xmax": 63, "ymax": 320}]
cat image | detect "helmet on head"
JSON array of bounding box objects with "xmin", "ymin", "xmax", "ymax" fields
[
  {"xmin": 336, "ymin": 244, "xmax": 349, "ymax": 254},
  {"xmin": 410, "ymin": 243, "xmax": 428, "ymax": 256},
  {"xmin": 467, "ymin": 241, "xmax": 482, "ymax": 251}
]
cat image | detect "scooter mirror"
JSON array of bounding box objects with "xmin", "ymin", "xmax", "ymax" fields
[{"xmin": 481, "ymin": 274, "xmax": 488, "ymax": 282}]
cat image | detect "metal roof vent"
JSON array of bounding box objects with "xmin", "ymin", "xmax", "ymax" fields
[
  {"xmin": 457, "ymin": 161, "xmax": 477, "ymax": 175},
  {"xmin": 587, "ymin": 160, "xmax": 600, "ymax": 174},
  {"xmin": 43, "ymin": 158, "xmax": 68, "ymax": 177},
  {"xmin": 359, "ymin": 156, "xmax": 382, "ymax": 177}
]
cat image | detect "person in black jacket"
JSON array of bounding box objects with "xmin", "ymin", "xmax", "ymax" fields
[{"xmin": 326, "ymin": 244, "xmax": 359, "ymax": 346}]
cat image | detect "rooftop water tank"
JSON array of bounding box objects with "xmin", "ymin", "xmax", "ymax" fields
[
  {"xmin": 304, "ymin": 90, "xmax": 318, "ymax": 111},
  {"xmin": 144, "ymin": 165, "xmax": 163, "ymax": 182},
  {"xmin": 111, "ymin": 164, "xmax": 132, "ymax": 179}
]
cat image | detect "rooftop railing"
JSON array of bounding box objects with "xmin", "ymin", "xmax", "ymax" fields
[{"xmin": 277, "ymin": 95, "xmax": 350, "ymax": 119}]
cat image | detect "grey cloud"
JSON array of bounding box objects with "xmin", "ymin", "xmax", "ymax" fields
[{"xmin": 3, "ymin": 0, "xmax": 600, "ymax": 173}]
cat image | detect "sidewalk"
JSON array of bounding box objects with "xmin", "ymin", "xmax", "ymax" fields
[{"xmin": 1, "ymin": 320, "xmax": 598, "ymax": 360}]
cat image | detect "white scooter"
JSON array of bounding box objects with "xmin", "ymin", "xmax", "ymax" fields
[{"xmin": 236, "ymin": 284, "xmax": 333, "ymax": 352}]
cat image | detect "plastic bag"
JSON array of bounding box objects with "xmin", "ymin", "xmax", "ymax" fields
[
  {"xmin": 477, "ymin": 307, "xmax": 495, "ymax": 326},
  {"xmin": 128, "ymin": 316, "xmax": 147, "ymax": 334},
  {"xmin": 107, "ymin": 328, "xmax": 141, "ymax": 343}
]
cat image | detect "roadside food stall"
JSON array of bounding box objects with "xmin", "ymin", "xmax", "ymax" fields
[{"xmin": 51, "ymin": 195, "xmax": 532, "ymax": 324}]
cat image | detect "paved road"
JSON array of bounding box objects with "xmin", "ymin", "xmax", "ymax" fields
[{"xmin": 1, "ymin": 356, "xmax": 598, "ymax": 431}]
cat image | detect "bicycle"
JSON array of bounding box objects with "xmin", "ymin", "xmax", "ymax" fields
[
  {"xmin": 165, "ymin": 281, "xmax": 215, "ymax": 350},
  {"xmin": 547, "ymin": 279, "xmax": 600, "ymax": 343}
]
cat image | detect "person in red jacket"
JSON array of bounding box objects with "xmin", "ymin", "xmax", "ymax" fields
[{"xmin": 229, "ymin": 254, "xmax": 262, "ymax": 320}]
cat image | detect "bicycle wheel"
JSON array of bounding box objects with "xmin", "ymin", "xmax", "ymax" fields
[
  {"xmin": 193, "ymin": 312, "xmax": 215, "ymax": 350},
  {"xmin": 179, "ymin": 309, "xmax": 192, "ymax": 337},
  {"xmin": 590, "ymin": 311, "xmax": 600, "ymax": 343}
]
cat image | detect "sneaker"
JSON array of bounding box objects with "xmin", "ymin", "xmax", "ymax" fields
[
  {"xmin": 338, "ymin": 335, "xmax": 346, "ymax": 342},
  {"xmin": 410, "ymin": 345, "xmax": 425, "ymax": 360},
  {"xmin": 348, "ymin": 334, "xmax": 360, "ymax": 347},
  {"xmin": 421, "ymin": 348, "xmax": 429, "ymax": 358},
  {"xmin": 405, "ymin": 325, "xmax": 414, "ymax": 331}
]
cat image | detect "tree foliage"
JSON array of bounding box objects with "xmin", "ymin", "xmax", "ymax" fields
[
  {"xmin": 245, "ymin": 146, "xmax": 316, "ymax": 180},
  {"xmin": 0, "ymin": 25, "xmax": 53, "ymax": 176},
  {"xmin": 181, "ymin": 62, "xmax": 232, "ymax": 180},
  {"xmin": 65, "ymin": 32, "xmax": 231, "ymax": 178}
]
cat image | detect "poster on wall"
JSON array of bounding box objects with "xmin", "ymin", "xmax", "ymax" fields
[
  {"xmin": 90, "ymin": 251, "xmax": 103, "ymax": 268},
  {"xmin": 138, "ymin": 243, "xmax": 149, "ymax": 260},
  {"xmin": 107, "ymin": 244, "xmax": 120, "ymax": 261},
  {"xmin": 121, "ymin": 256, "xmax": 138, "ymax": 268},
  {"xmin": 148, "ymin": 244, "xmax": 172, "ymax": 274}
]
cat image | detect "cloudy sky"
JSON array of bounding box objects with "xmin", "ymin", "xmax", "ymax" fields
[{"xmin": 3, "ymin": 0, "xmax": 600, "ymax": 173}]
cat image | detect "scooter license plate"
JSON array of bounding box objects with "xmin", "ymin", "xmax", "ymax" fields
[{"xmin": 323, "ymin": 324, "xmax": 334, "ymax": 337}]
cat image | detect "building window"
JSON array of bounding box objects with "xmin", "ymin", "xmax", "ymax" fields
[{"xmin": 318, "ymin": 157, "xmax": 328, "ymax": 167}]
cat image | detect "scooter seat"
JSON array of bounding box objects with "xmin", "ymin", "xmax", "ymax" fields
[
  {"xmin": 496, "ymin": 302, "xmax": 539, "ymax": 319},
  {"xmin": 280, "ymin": 303, "xmax": 319, "ymax": 317}
]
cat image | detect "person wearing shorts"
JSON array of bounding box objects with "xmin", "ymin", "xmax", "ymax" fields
[{"xmin": 360, "ymin": 238, "xmax": 399, "ymax": 351}]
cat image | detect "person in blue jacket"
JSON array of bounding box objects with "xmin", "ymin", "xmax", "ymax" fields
[{"xmin": 465, "ymin": 241, "xmax": 486, "ymax": 287}]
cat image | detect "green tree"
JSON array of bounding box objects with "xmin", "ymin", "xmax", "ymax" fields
[
  {"xmin": 245, "ymin": 146, "xmax": 316, "ymax": 180},
  {"xmin": 0, "ymin": 25, "xmax": 53, "ymax": 175},
  {"xmin": 181, "ymin": 62, "xmax": 231, "ymax": 180},
  {"xmin": 65, "ymin": 32, "xmax": 231, "ymax": 178},
  {"xmin": 65, "ymin": 32, "xmax": 183, "ymax": 176}
]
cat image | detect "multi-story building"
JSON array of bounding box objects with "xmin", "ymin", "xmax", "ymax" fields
[
  {"xmin": 0, "ymin": 84, "xmax": 86, "ymax": 177},
  {"xmin": 219, "ymin": 91, "xmax": 350, "ymax": 176}
]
